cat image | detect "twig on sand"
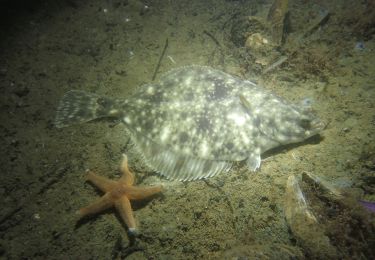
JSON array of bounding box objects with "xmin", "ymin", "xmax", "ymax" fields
[
  {"xmin": 152, "ymin": 38, "xmax": 169, "ymax": 81},
  {"xmin": 262, "ymin": 55, "xmax": 288, "ymax": 74}
]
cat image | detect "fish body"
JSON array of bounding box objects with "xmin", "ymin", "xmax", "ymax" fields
[{"xmin": 55, "ymin": 66, "xmax": 324, "ymax": 181}]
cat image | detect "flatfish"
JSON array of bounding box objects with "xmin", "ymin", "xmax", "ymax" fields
[{"xmin": 55, "ymin": 65, "xmax": 324, "ymax": 181}]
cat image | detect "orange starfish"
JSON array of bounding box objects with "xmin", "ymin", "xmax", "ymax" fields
[{"xmin": 76, "ymin": 154, "xmax": 163, "ymax": 234}]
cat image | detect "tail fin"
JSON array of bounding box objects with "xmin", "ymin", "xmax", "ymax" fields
[{"xmin": 54, "ymin": 90, "xmax": 121, "ymax": 128}]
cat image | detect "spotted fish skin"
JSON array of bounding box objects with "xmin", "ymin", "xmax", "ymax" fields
[{"xmin": 55, "ymin": 66, "xmax": 324, "ymax": 181}]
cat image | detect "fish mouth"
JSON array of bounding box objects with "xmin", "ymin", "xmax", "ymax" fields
[
  {"xmin": 305, "ymin": 119, "xmax": 326, "ymax": 137},
  {"xmin": 311, "ymin": 119, "xmax": 326, "ymax": 132}
]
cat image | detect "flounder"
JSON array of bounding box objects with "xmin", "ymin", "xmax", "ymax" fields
[{"xmin": 55, "ymin": 66, "xmax": 324, "ymax": 181}]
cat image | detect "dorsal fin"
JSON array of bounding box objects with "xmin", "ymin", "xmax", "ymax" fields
[{"xmin": 134, "ymin": 137, "xmax": 232, "ymax": 181}]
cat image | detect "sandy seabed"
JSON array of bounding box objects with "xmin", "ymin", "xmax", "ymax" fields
[{"xmin": 0, "ymin": 0, "xmax": 374, "ymax": 259}]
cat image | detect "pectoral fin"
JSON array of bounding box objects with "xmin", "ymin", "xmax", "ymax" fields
[{"xmin": 246, "ymin": 151, "xmax": 261, "ymax": 171}]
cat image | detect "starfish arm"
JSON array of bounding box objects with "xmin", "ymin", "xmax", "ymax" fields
[
  {"xmin": 77, "ymin": 193, "xmax": 114, "ymax": 218},
  {"xmin": 119, "ymin": 154, "xmax": 134, "ymax": 186},
  {"xmin": 126, "ymin": 185, "xmax": 163, "ymax": 200},
  {"xmin": 86, "ymin": 170, "xmax": 117, "ymax": 192},
  {"xmin": 115, "ymin": 196, "xmax": 136, "ymax": 232}
]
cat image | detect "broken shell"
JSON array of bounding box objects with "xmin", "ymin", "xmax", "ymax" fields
[
  {"xmin": 284, "ymin": 174, "xmax": 337, "ymax": 258},
  {"xmin": 302, "ymin": 171, "xmax": 343, "ymax": 199},
  {"xmin": 284, "ymin": 175, "xmax": 316, "ymax": 223},
  {"xmin": 284, "ymin": 172, "xmax": 375, "ymax": 258}
]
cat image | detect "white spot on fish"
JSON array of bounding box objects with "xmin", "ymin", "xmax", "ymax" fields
[
  {"xmin": 227, "ymin": 112, "xmax": 247, "ymax": 126},
  {"xmin": 124, "ymin": 116, "xmax": 131, "ymax": 124},
  {"xmin": 146, "ymin": 86, "xmax": 154, "ymax": 95},
  {"xmin": 160, "ymin": 126, "xmax": 171, "ymax": 142},
  {"xmin": 240, "ymin": 131, "xmax": 250, "ymax": 145},
  {"xmin": 199, "ymin": 141, "xmax": 209, "ymax": 157},
  {"xmin": 184, "ymin": 76, "xmax": 192, "ymax": 86}
]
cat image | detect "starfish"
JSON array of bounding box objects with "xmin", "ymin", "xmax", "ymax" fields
[{"xmin": 76, "ymin": 154, "xmax": 163, "ymax": 234}]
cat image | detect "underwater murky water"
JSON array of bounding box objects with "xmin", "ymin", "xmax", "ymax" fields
[{"xmin": 0, "ymin": 0, "xmax": 374, "ymax": 258}]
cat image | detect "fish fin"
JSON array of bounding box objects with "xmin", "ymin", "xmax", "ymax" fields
[
  {"xmin": 246, "ymin": 151, "xmax": 261, "ymax": 171},
  {"xmin": 55, "ymin": 90, "xmax": 121, "ymax": 128},
  {"xmin": 136, "ymin": 138, "xmax": 232, "ymax": 181}
]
